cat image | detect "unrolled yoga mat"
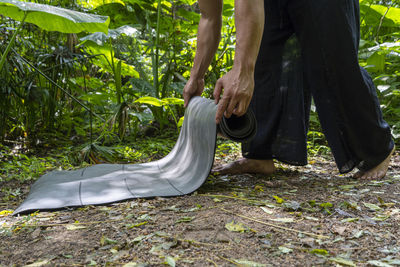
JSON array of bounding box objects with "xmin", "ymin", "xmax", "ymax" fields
[{"xmin": 13, "ymin": 97, "xmax": 256, "ymax": 215}]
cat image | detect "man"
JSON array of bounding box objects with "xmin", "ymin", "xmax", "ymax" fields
[{"xmin": 183, "ymin": 0, "xmax": 395, "ymax": 179}]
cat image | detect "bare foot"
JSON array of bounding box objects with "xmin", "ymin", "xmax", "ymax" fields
[
  {"xmin": 354, "ymin": 146, "xmax": 395, "ymax": 180},
  {"xmin": 212, "ymin": 158, "xmax": 276, "ymax": 175}
]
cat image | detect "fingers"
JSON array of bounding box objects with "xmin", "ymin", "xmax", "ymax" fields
[
  {"xmin": 215, "ymin": 96, "xmax": 229, "ymax": 124},
  {"xmin": 183, "ymin": 92, "xmax": 189, "ymax": 108},
  {"xmin": 213, "ymin": 79, "xmax": 223, "ymax": 104},
  {"xmin": 183, "ymin": 82, "xmax": 191, "ymax": 108},
  {"xmin": 183, "ymin": 79, "xmax": 204, "ymax": 108},
  {"xmin": 225, "ymin": 97, "xmax": 238, "ymax": 118},
  {"xmin": 232, "ymin": 98, "xmax": 248, "ymax": 117}
]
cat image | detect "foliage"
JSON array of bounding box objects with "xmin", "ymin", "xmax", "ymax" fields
[
  {"xmin": 0, "ymin": 0, "xmax": 398, "ymax": 161},
  {"xmin": 358, "ymin": 0, "xmax": 400, "ymax": 142}
]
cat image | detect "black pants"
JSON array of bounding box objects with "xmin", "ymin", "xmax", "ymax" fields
[{"xmin": 243, "ymin": 0, "xmax": 394, "ymax": 173}]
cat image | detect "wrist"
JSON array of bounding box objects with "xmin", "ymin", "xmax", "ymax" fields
[
  {"xmin": 233, "ymin": 56, "xmax": 256, "ymax": 72},
  {"xmin": 189, "ymin": 70, "xmax": 205, "ymax": 81},
  {"xmin": 232, "ymin": 61, "xmax": 255, "ymax": 76}
]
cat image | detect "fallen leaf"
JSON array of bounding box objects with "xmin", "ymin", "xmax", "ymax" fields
[
  {"xmin": 165, "ymin": 256, "xmax": 176, "ymax": 267},
  {"xmin": 23, "ymin": 259, "xmax": 50, "ymax": 267},
  {"xmin": 341, "ymin": 218, "xmax": 359, "ymax": 223},
  {"xmin": 278, "ymin": 246, "xmax": 293, "ymax": 254},
  {"xmin": 329, "ymin": 257, "xmax": 356, "ymax": 266},
  {"xmin": 260, "ymin": 207, "xmax": 274, "ymax": 214},
  {"xmin": 65, "ymin": 224, "xmax": 87, "ymax": 230},
  {"xmin": 339, "ymin": 184, "xmax": 355, "ymax": 190},
  {"xmin": 127, "ymin": 221, "xmax": 148, "ymax": 228},
  {"xmin": 100, "ymin": 236, "xmax": 117, "ymax": 246},
  {"xmin": 122, "ymin": 262, "xmax": 139, "ymax": 267},
  {"xmin": 304, "ymin": 216, "xmax": 319, "ymax": 221},
  {"xmin": 283, "ymin": 201, "xmax": 301, "ymax": 211},
  {"xmin": 225, "ymin": 221, "xmax": 247, "ymax": 232},
  {"xmin": 270, "ymin": 218, "xmax": 294, "ymax": 223},
  {"xmin": 309, "ymin": 249, "xmax": 329, "ymax": 256},
  {"xmin": 367, "ymin": 260, "xmax": 394, "ymax": 267},
  {"xmin": 363, "ymin": 202, "xmax": 382, "ymax": 211},
  {"xmin": 233, "ymin": 259, "xmax": 266, "ymax": 267},
  {"xmin": 352, "ymin": 230, "xmax": 364, "ymax": 239},
  {"xmin": 137, "ymin": 214, "xmax": 152, "ymax": 221},
  {"xmin": 333, "ymin": 226, "xmax": 347, "ymax": 235},
  {"xmin": 0, "ymin": 210, "xmax": 13, "ymax": 217},
  {"xmin": 31, "ymin": 228, "xmax": 41, "ymax": 239},
  {"xmin": 161, "ymin": 241, "xmax": 177, "ymax": 250},
  {"xmin": 273, "ymin": 195, "xmax": 284, "ymax": 204},
  {"xmin": 372, "ymin": 214, "xmax": 390, "ymax": 221},
  {"xmin": 132, "ymin": 235, "xmax": 147, "ymax": 243},
  {"xmin": 175, "ymin": 216, "xmax": 194, "ymax": 223}
]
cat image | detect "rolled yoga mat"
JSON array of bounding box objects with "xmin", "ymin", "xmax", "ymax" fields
[{"xmin": 13, "ymin": 97, "xmax": 256, "ymax": 215}]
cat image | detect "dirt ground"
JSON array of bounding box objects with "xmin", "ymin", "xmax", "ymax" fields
[{"xmin": 1, "ymin": 148, "xmax": 400, "ymax": 267}]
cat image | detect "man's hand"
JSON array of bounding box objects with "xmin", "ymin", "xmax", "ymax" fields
[
  {"xmin": 213, "ymin": 67, "xmax": 254, "ymax": 123},
  {"xmin": 213, "ymin": 0, "xmax": 264, "ymax": 124},
  {"xmin": 183, "ymin": 77, "xmax": 205, "ymax": 108}
]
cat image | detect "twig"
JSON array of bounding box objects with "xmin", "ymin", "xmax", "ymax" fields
[
  {"xmin": 217, "ymin": 255, "xmax": 241, "ymax": 266},
  {"xmin": 207, "ymin": 258, "xmax": 219, "ymax": 267},
  {"xmin": 219, "ymin": 207, "xmax": 330, "ymax": 240}
]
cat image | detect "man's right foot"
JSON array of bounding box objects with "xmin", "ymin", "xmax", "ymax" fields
[
  {"xmin": 212, "ymin": 158, "xmax": 276, "ymax": 175},
  {"xmin": 354, "ymin": 145, "xmax": 395, "ymax": 180}
]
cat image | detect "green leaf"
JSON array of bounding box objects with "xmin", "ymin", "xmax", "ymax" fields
[
  {"xmin": 309, "ymin": 249, "xmax": 329, "ymax": 256},
  {"xmin": 273, "ymin": 195, "xmax": 284, "ymax": 204},
  {"xmin": 77, "ymin": 0, "xmax": 125, "ymax": 9},
  {"xmin": 225, "ymin": 220, "xmax": 247, "ymax": 232},
  {"xmin": 175, "ymin": 216, "xmax": 194, "ymax": 223},
  {"xmin": 135, "ymin": 96, "xmax": 163, "ymax": 107},
  {"xmin": 366, "ymin": 51, "xmax": 386, "ymax": 73},
  {"xmin": 80, "ymin": 25, "xmax": 137, "ymax": 45},
  {"xmin": 319, "ymin": 202, "xmax": 333, "ymax": 209},
  {"xmin": 177, "ymin": 116, "xmax": 184, "ymax": 128},
  {"xmin": 0, "ymin": 0, "xmax": 109, "ymax": 33},
  {"xmin": 161, "ymin": 97, "xmax": 184, "ymax": 106},
  {"xmin": 79, "ymin": 40, "xmax": 139, "ymax": 78},
  {"xmin": 360, "ymin": 4, "xmax": 400, "ymax": 27}
]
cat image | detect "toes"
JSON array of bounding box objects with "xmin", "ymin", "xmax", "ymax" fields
[{"xmin": 353, "ymin": 171, "xmax": 363, "ymax": 179}]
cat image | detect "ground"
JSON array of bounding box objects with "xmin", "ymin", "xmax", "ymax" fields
[{"xmin": 0, "ymin": 140, "xmax": 400, "ymax": 267}]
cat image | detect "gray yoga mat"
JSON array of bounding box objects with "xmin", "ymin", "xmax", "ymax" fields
[{"xmin": 13, "ymin": 97, "xmax": 256, "ymax": 215}]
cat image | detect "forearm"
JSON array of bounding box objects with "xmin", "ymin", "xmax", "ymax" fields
[
  {"xmin": 190, "ymin": 0, "xmax": 223, "ymax": 79},
  {"xmin": 233, "ymin": 0, "xmax": 264, "ymax": 73}
]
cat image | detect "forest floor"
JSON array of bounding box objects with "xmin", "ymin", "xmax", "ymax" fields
[{"xmin": 1, "ymin": 137, "xmax": 400, "ymax": 267}]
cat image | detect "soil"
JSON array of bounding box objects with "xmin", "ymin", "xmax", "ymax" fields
[{"xmin": 1, "ymin": 146, "xmax": 400, "ymax": 267}]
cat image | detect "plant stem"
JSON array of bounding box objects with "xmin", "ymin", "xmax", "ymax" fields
[
  {"xmin": 154, "ymin": 0, "xmax": 162, "ymax": 97},
  {"xmin": 0, "ymin": 13, "xmax": 27, "ymax": 72}
]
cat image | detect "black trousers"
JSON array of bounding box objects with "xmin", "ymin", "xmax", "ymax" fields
[{"xmin": 242, "ymin": 0, "xmax": 394, "ymax": 173}]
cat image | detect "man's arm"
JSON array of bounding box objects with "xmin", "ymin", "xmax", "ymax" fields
[
  {"xmin": 214, "ymin": 0, "xmax": 264, "ymax": 123},
  {"xmin": 183, "ymin": 0, "xmax": 223, "ymax": 107}
]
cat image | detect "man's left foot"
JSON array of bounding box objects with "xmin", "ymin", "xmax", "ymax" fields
[{"xmin": 354, "ymin": 146, "xmax": 395, "ymax": 180}]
